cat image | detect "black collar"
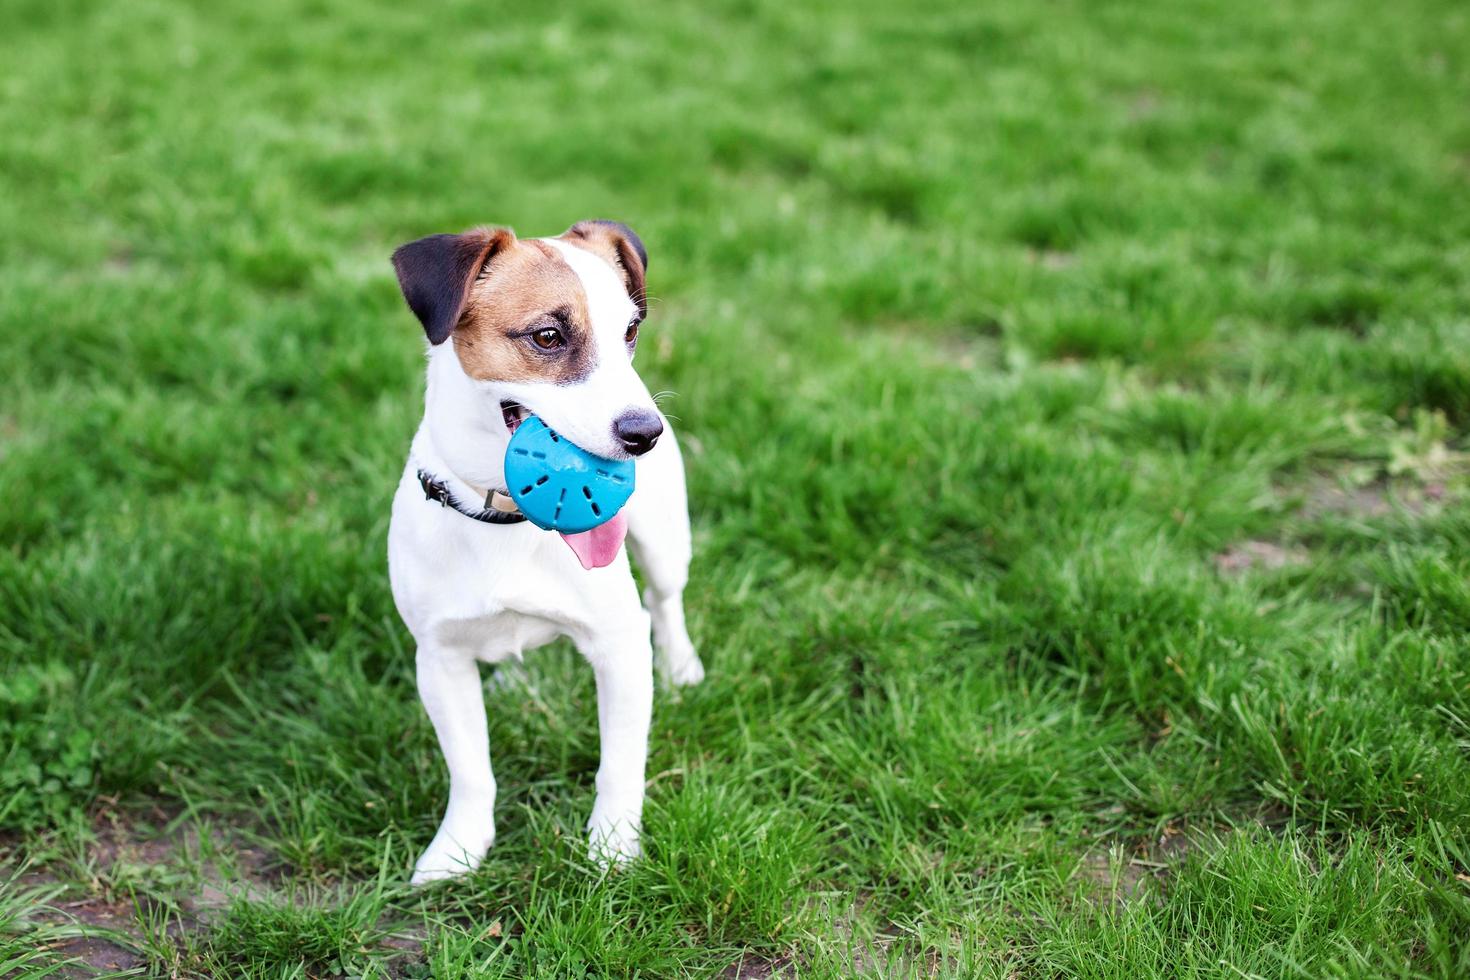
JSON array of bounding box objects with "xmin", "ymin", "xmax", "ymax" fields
[{"xmin": 417, "ymin": 469, "xmax": 528, "ymax": 525}]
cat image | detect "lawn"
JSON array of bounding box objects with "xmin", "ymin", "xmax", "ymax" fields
[{"xmin": 2, "ymin": 0, "xmax": 1469, "ymax": 975}]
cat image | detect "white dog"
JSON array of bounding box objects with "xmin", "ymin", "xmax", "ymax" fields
[{"xmin": 387, "ymin": 220, "xmax": 704, "ymax": 884}]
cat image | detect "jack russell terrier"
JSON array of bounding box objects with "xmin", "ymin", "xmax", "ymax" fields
[{"xmin": 387, "ymin": 220, "xmax": 704, "ymax": 884}]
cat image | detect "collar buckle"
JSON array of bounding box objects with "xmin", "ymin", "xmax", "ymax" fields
[{"xmin": 416, "ymin": 468, "xmax": 528, "ymax": 526}]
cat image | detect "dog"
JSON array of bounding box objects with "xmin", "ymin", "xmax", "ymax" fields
[{"xmin": 387, "ymin": 220, "xmax": 704, "ymax": 884}]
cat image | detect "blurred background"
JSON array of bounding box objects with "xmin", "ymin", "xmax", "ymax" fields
[{"xmin": 2, "ymin": 0, "xmax": 1468, "ymax": 975}]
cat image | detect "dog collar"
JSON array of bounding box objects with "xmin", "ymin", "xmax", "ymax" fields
[{"xmin": 416, "ymin": 469, "xmax": 527, "ymax": 525}]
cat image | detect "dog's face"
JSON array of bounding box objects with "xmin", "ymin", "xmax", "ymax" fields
[{"xmin": 392, "ymin": 221, "xmax": 662, "ymax": 459}]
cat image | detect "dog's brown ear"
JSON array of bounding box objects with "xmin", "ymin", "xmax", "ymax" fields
[
  {"xmin": 392, "ymin": 227, "xmax": 515, "ymax": 345},
  {"xmin": 560, "ymin": 219, "xmax": 649, "ymax": 319}
]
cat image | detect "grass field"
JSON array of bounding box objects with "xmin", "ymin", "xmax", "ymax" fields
[{"xmin": 3, "ymin": 0, "xmax": 1470, "ymax": 975}]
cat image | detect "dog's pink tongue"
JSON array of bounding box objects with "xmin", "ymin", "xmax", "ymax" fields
[{"xmin": 559, "ymin": 512, "xmax": 628, "ymax": 570}]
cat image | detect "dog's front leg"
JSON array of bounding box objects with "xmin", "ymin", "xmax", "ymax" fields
[
  {"xmin": 411, "ymin": 645, "xmax": 496, "ymax": 885},
  {"xmin": 583, "ymin": 627, "xmax": 654, "ymax": 865}
]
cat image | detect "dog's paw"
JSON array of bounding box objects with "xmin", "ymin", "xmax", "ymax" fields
[
  {"xmin": 657, "ymin": 640, "xmax": 704, "ymax": 688},
  {"xmin": 664, "ymin": 652, "xmax": 705, "ymax": 688},
  {"xmin": 410, "ymin": 826, "xmax": 494, "ymax": 887},
  {"xmin": 587, "ymin": 815, "xmax": 642, "ymax": 868},
  {"xmin": 410, "ymin": 861, "xmax": 471, "ymax": 887}
]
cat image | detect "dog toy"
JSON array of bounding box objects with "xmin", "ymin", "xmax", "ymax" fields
[{"xmin": 504, "ymin": 415, "xmax": 636, "ymax": 534}]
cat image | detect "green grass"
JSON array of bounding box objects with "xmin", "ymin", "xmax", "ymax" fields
[{"xmin": 3, "ymin": 0, "xmax": 1470, "ymax": 975}]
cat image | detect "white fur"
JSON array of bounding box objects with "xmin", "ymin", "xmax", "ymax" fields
[{"xmin": 388, "ymin": 238, "xmax": 704, "ymax": 885}]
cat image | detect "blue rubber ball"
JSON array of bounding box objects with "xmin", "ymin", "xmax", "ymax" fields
[{"xmin": 504, "ymin": 415, "xmax": 636, "ymax": 533}]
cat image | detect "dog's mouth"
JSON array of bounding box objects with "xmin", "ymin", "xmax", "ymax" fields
[
  {"xmin": 500, "ymin": 400, "xmax": 529, "ymax": 434},
  {"xmin": 496, "ymin": 399, "xmax": 629, "ymax": 570}
]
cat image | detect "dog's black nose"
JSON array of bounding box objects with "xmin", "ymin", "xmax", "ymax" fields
[{"xmin": 612, "ymin": 409, "xmax": 663, "ymax": 456}]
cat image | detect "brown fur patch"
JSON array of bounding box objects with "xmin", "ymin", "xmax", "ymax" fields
[
  {"xmin": 558, "ymin": 220, "xmax": 648, "ymax": 319},
  {"xmin": 452, "ymin": 238, "xmax": 596, "ymax": 384},
  {"xmin": 392, "ymin": 227, "xmax": 516, "ymax": 346}
]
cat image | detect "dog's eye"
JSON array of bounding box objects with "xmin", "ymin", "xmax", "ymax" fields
[
  {"xmin": 624, "ymin": 321, "xmax": 639, "ymax": 346},
  {"xmin": 531, "ymin": 328, "xmax": 565, "ymax": 350}
]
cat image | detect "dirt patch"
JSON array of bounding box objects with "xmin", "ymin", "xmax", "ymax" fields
[
  {"xmin": 806, "ymin": 890, "xmax": 933, "ymax": 977},
  {"xmin": 1300, "ymin": 477, "xmax": 1396, "ymax": 520},
  {"xmin": 102, "ymin": 247, "xmax": 135, "ymax": 274},
  {"xmin": 1027, "ymin": 248, "xmax": 1078, "ymax": 270},
  {"xmin": 2, "ymin": 864, "xmax": 146, "ymax": 978},
  {"xmin": 35, "ymin": 899, "xmax": 145, "ymax": 977},
  {"xmin": 1075, "ymin": 825, "xmax": 1207, "ymax": 908},
  {"xmin": 721, "ymin": 952, "xmax": 795, "ymax": 978},
  {"xmin": 854, "ymin": 320, "xmax": 1003, "ymax": 374},
  {"xmin": 1293, "ymin": 474, "xmax": 1450, "ymax": 522},
  {"xmin": 1214, "ymin": 539, "xmax": 1308, "ymax": 576},
  {"xmin": 11, "ymin": 806, "xmax": 284, "ymax": 975},
  {"xmin": 83, "ymin": 806, "xmax": 280, "ymax": 908},
  {"xmin": 1127, "ymin": 88, "xmax": 1161, "ymax": 121}
]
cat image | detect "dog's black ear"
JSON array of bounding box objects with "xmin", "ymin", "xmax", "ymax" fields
[
  {"xmin": 391, "ymin": 227, "xmax": 515, "ymax": 345},
  {"xmin": 560, "ymin": 219, "xmax": 649, "ymax": 319}
]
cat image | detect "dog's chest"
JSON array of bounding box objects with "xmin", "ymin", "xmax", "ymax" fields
[
  {"xmin": 390, "ymin": 463, "xmax": 644, "ymax": 660},
  {"xmin": 430, "ymin": 606, "xmax": 563, "ymax": 663},
  {"xmin": 415, "ymin": 544, "xmax": 595, "ymax": 660}
]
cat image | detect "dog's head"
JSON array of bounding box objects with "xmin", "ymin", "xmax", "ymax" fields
[{"xmin": 391, "ymin": 220, "xmax": 661, "ymax": 459}]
